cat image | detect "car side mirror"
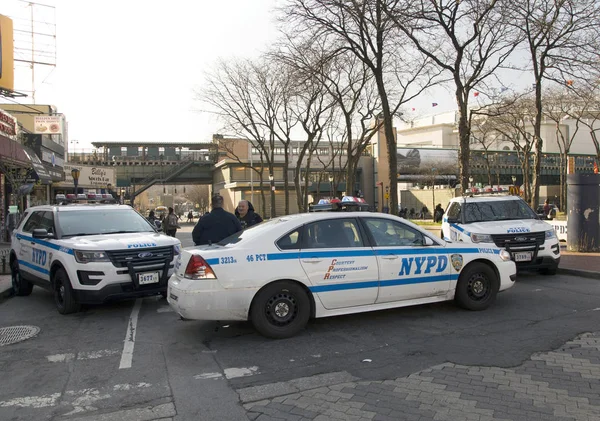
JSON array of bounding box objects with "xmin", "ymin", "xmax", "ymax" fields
[
  {"xmin": 32, "ymin": 228, "xmax": 52, "ymax": 239},
  {"xmin": 424, "ymin": 236, "xmax": 435, "ymax": 246},
  {"xmin": 446, "ymin": 217, "xmax": 458, "ymax": 224}
]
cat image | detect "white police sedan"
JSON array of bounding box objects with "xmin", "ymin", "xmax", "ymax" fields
[{"xmin": 168, "ymin": 212, "xmax": 516, "ymax": 338}]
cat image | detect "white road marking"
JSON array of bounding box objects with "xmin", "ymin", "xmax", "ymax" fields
[
  {"xmin": 591, "ymin": 308, "xmax": 600, "ymax": 312},
  {"xmin": 0, "ymin": 383, "xmax": 153, "ymax": 411},
  {"xmin": 156, "ymin": 307, "xmax": 173, "ymax": 313},
  {"xmin": 47, "ymin": 353, "xmax": 75, "ymax": 363},
  {"xmin": 46, "ymin": 349, "xmax": 120, "ymax": 363},
  {"xmin": 0, "ymin": 393, "xmax": 61, "ymax": 408},
  {"xmin": 224, "ymin": 366, "xmax": 259, "ymax": 379},
  {"xmin": 119, "ymin": 298, "xmax": 142, "ymax": 369},
  {"xmin": 194, "ymin": 372, "xmax": 224, "ymax": 380}
]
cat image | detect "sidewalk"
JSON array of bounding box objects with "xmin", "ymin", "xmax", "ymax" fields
[
  {"xmin": 558, "ymin": 249, "xmax": 600, "ymax": 279},
  {"xmin": 0, "ymin": 273, "xmax": 12, "ymax": 298}
]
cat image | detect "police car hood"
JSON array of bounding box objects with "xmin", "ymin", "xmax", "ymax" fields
[
  {"xmin": 64, "ymin": 232, "xmax": 178, "ymax": 249},
  {"xmin": 464, "ymin": 218, "xmax": 552, "ymax": 234}
]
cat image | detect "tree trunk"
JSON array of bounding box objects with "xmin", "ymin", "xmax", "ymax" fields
[
  {"xmin": 283, "ymin": 144, "xmax": 290, "ymax": 215},
  {"xmin": 531, "ymin": 81, "xmax": 543, "ymax": 208},
  {"xmin": 456, "ymin": 92, "xmax": 471, "ymax": 193},
  {"xmin": 303, "ymin": 151, "xmax": 314, "ymax": 211},
  {"xmin": 374, "ymin": 73, "xmax": 398, "ymax": 215},
  {"xmin": 293, "ymin": 140, "xmax": 311, "ymax": 213},
  {"xmin": 345, "ymin": 118, "xmax": 355, "ymax": 196},
  {"xmin": 258, "ymin": 162, "xmax": 267, "ymax": 218}
]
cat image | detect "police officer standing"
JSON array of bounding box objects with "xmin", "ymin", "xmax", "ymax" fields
[{"xmin": 192, "ymin": 195, "xmax": 242, "ymax": 245}]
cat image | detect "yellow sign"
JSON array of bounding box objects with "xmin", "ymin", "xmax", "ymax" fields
[
  {"xmin": 384, "ymin": 193, "xmax": 389, "ymax": 199},
  {"xmin": 0, "ymin": 15, "xmax": 14, "ymax": 92}
]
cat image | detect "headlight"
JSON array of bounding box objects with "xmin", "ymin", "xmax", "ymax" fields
[
  {"xmin": 499, "ymin": 249, "xmax": 512, "ymax": 261},
  {"xmin": 174, "ymin": 244, "xmax": 181, "ymax": 255},
  {"xmin": 471, "ymin": 233, "xmax": 493, "ymax": 243},
  {"xmin": 545, "ymin": 229, "xmax": 557, "ymax": 240},
  {"xmin": 74, "ymin": 250, "xmax": 110, "ymax": 263}
]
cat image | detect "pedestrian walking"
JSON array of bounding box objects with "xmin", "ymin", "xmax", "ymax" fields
[
  {"xmin": 162, "ymin": 207, "xmax": 181, "ymax": 237},
  {"xmin": 434, "ymin": 203, "xmax": 444, "ymax": 223},
  {"xmin": 235, "ymin": 200, "xmax": 263, "ymax": 229},
  {"xmin": 187, "ymin": 211, "xmax": 193, "ymax": 223},
  {"xmin": 192, "ymin": 195, "xmax": 242, "ymax": 245}
]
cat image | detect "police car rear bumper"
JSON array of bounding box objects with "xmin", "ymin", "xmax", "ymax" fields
[
  {"xmin": 72, "ymin": 282, "xmax": 166, "ymax": 304},
  {"xmin": 167, "ymin": 276, "xmax": 254, "ymax": 321}
]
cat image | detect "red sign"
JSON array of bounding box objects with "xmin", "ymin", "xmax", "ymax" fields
[{"xmin": 0, "ymin": 109, "xmax": 17, "ymax": 140}]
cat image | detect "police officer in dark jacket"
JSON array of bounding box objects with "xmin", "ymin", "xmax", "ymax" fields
[
  {"xmin": 192, "ymin": 195, "xmax": 242, "ymax": 245},
  {"xmin": 235, "ymin": 200, "xmax": 263, "ymax": 229}
]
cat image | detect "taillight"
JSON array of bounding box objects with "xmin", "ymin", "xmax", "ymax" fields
[{"xmin": 184, "ymin": 255, "xmax": 216, "ymax": 280}]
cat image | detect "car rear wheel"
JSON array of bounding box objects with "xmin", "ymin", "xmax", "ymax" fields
[
  {"xmin": 54, "ymin": 268, "xmax": 80, "ymax": 314},
  {"xmin": 250, "ymin": 281, "xmax": 310, "ymax": 339},
  {"xmin": 11, "ymin": 259, "xmax": 33, "ymax": 296},
  {"xmin": 455, "ymin": 262, "xmax": 498, "ymax": 311}
]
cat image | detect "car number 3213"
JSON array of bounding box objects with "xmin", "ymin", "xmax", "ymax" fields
[{"xmin": 220, "ymin": 256, "xmax": 237, "ymax": 264}]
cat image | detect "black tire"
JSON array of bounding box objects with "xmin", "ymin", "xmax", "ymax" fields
[
  {"xmin": 11, "ymin": 259, "xmax": 33, "ymax": 296},
  {"xmin": 160, "ymin": 290, "xmax": 168, "ymax": 299},
  {"xmin": 455, "ymin": 262, "xmax": 499, "ymax": 311},
  {"xmin": 53, "ymin": 268, "xmax": 80, "ymax": 315},
  {"xmin": 250, "ymin": 281, "xmax": 311, "ymax": 339},
  {"xmin": 540, "ymin": 267, "xmax": 557, "ymax": 276}
]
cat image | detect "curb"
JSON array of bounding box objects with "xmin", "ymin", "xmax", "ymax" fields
[{"xmin": 557, "ymin": 268, "xmax": 600, "ymax": 280}]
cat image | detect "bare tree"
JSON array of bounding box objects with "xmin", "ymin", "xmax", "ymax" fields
[
  {"xmin": 470, "ymin": 115, "xmax": 501, "ymax": 187},
  {"xmin": 384, "ymin": 0, "xmax": 520, "ymax": 194},
  {"xmin": 543, "ymin": 88, "xmax": 580, "ymax": 211},
  {"xmin": 486, "ymin": 94, "xmax": 538, "ymax": 202},
  {"xmin": 200, "ymin": 58, "xmax": 289, "ymax": 218},
  {"xmin": 185, "ymin": 185, "xmax": 211, "ymax": 214},
  {"xmin": 280, "ymin": 0, "xmax": 440, "ymax": 215},
  {"xmin": 511, "ymin": 0, "xmax": 600, "ymax": 207}
]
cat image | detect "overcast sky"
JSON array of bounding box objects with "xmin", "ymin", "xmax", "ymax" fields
[{"xmin": 3, "ymin": 0, "xmax": 527, "ymax": 151}]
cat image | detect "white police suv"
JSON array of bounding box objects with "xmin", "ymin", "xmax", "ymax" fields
[
  {"xmin": 9, "ymin": 200, "xmax": 181, "ymax": 314},
  {"xmin": 441, "ymin": 195, "xmax": 560, "ymax": 275},
  {"xmin": 168, "ymin": 212, "xmax": 516, "ymax": 338}
]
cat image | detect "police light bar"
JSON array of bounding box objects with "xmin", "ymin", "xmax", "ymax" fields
[{"xmin": 56, "ymin": 193, "xmax": 117, "ymax": 204}]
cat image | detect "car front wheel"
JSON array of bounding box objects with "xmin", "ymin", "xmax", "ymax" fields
[
  {"xmin": 11, "ymin": 259, "xmax": 33, "ymax": 296},
  {"xmin": 250, "ymin": 281, "xmax": 310, "ymax": 339},
  {"xmin": 54, "ymin": 268, "xmax": 80, "ymax": 315},
  {"xmin": 455, "ymin": 262, "xmax": 499, "ymax": 311}
]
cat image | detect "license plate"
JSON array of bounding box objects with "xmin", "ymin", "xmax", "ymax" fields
[
  {"xmin": 138, "ymin": 271, "xmax": 159, "ymax": 285},
  {"xmin": 513, "ymin": 251, "xmax": 533, "ymax": 262}
]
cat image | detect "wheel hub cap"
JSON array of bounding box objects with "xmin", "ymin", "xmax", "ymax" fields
[
  {"xmin": 274, "ymin": 302, "xmax": 290, "ymax": 318},
  {"xmin": 472, "ymin": 280, "xmax": 484, "ymax": 294}
]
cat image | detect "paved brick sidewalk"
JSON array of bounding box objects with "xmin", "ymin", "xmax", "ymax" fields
[{"xmin": 244, "ymin": 332, "xmax": 600, "ymax": 421}]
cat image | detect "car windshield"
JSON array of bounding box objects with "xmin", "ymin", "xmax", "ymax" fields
[
  {"xmin": 464, "ymin": 200, "xmax": 537, "ymax": 223},
  {"xmin": 58, "ymin": 208, "xmax": 156, "ymax": 237}
]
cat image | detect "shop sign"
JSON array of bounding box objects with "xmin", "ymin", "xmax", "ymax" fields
[
  {"xmin": 0, "ymin": 109, "xmax": 17, "ymax": 141},
  {"xmin": 34, "ymin": 115, "xmax": 63, "ymax": 135},
  {"xmin": 64, "ymin": 164, "xmax": 115, "ymax": 187}
]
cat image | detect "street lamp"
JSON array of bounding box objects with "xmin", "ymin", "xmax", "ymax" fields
[
  {"xmin": 268, "ymin": 173, "xmax": 275, "ymax": 218},
  {"xmin": 328, "ymin": 174, "xmax": 334, "ymax": 198},
  {"xmin": 511, "ymin": 175, "xmax": 516, "ymax": 185},
  {"xmin": 71, "ymin": 168, "xmax": 80, "ymax": 195},
  {"xmin": 469, "ymin": 176, "xmax": 474, "ymax": 189},
  {"xmin": 385, "ymin": 185, "xmax": 389, "ymax": 213}
]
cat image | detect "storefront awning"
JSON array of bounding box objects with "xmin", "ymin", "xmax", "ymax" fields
[
  {"xmin": 23, "ymin": 147, "xmax": 53, "ymax": 184},
  {"xmin": 0, "ymin": 134, "xmax": 31, "ymax": 166}
]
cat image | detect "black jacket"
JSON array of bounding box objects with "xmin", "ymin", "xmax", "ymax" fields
[
  {"xmin": 192, "ymin": 207, "xmax": 243, "ymax": 246},
  {"xmin": 234, "ymin": 202, "xmax": 263, "ymax": 229}
]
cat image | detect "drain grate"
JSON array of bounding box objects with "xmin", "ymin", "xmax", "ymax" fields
[{"xmin": 0, "ymin": 325, "xmax": 40, "ymax": 346}]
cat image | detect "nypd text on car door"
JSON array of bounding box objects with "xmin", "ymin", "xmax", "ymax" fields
[{"xmin": 362, "ymin": 217, "xmax": 450, "ymax": 302}]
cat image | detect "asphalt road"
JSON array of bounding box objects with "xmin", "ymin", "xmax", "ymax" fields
[{"xmin": 1, "ymin": 224, "xmax": 600, "ymax": 420}]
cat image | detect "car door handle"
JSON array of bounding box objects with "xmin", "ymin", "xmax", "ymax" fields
[
  {"xmin": 301, "ymin": 259, "xmax": 322, "ymax": 263},
  {"xmin": 381, "ymin": 255, "xmax": 398, "ymax": 260}
]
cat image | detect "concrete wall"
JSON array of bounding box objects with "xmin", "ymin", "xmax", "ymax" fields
[{"xmin": 399, "ymin": 188, "xmax": 459, "ymax": 216}]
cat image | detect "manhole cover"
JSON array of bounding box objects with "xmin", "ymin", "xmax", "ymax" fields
[{"xmin": 0, "ymin": 325, "xmax": 40, "ymax": 346}]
